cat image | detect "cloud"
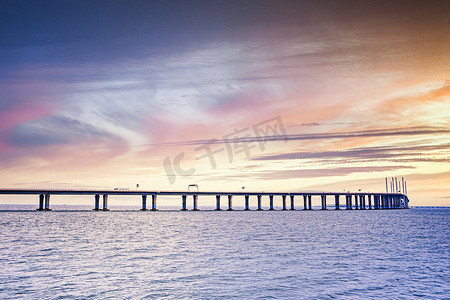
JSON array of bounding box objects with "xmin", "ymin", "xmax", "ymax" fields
[
  {"xmin": 152, "ymin": 126, "xmax": 450, "ymax": 147},
  {"xmin": 196, "ymin": 165, "xmax": 416, "ymax": 182},
  {"xmin": 253, "ymin": 143, "xmax": 450, "ymax": 162},
  {"xmin": 9, "ymin": 116, "xmax": 118, "ymax": 147},
  {"xmin": 252, "ymin": 166, "xmax": 416, "ymax": 180}
]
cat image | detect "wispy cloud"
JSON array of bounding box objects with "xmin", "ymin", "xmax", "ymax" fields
[
  {"xmin": 253, "ymin": 143, "xmax": 450, "ymax": 162},
  {"xmin": 153, "ymin": 126, "xmax": 450, "ymax": 147},
  {"xmin": 9, "ymin": 116, "xmax": 120, "ymax": 147}
]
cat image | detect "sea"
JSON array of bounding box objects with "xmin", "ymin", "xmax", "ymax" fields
[{"xmin": 0, "ymin": 206, "xmax": 448, "ymax": 299}]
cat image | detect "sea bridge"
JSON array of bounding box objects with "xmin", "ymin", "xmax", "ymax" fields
[{"xmin": 0, "ymin": 189, "xmax": 409, "ymax": 211}]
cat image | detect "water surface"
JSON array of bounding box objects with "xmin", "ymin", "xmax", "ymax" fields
[{"xmin": 0, "ymin": 207, "xmax": 448, "ymax": 299}]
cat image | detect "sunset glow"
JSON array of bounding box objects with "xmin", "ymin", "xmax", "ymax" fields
[{"xmin": 1, "ymin": 0, "xmax": 449, "ymax": 206}]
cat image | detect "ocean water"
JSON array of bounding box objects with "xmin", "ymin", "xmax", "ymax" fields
[{"xmin": 0, "ymin": 207, "xmax": 448, "ymax": 299}]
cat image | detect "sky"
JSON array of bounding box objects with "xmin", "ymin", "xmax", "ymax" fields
[{"xmin": 0, "ymin": 0, "xmax": 449, "ymax": 206}]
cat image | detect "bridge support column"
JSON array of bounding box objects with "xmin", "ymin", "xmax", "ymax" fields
[
  {"xmin": 44, "ymin": 194, "xmax": 51, "ymax": 211},
  {"xmin": 321, "ymin": 194, "xmax": 327, "ymax": 210},
  {"xmin": 303, "ymin": 195, "xmax": 307, "ymax": 210},
  {"xmin": 244, "ymin": 195, "xmax": 250, "ymax": 210},
  {"xmin": 227, "ymin": 195, "xmax": 233, "ymax": 211},
  {"xmin": 368, "ymin": 195, "xmax": 372, "ymax": 209},
  {"xmin": 216, "ymin": 195, "xmax": 222, "ymax": 210},
  {"xmin": 37, "ymin": 194, "xmax": 45, "ymax": 211},
  {"xmin": 192, "ymin": 194, "xmax": 199, "ymax": 211},
  {"xmin": 354, "ymin": 195, "xmax": 359, "ymax": 210},
  {"xmin": 308, "ymin": 195, "xmax": 312, "ymax": 210},
  {"xmin": 335, "ymin": 195, "xmax": 340, "ymax": 210},
  {"xmin": 347, "ymin": 195, "xmax": 352, "ymax": 210},
  {"xmin": 290, "ymin": 195, "xmax": 295, "ymax": 210},
  {"xmin": 257, "ymin": 195, "xmax": 262, "ymax": 210},
  {"xmin": 282, "ymin": 195, "xmax": 287, "ymax": 210},
  {"xmin": 181, "ymin": 195, "xmax": 187, "ymax": 211},
  {"xmin": 102, "ymin": 194, "xmax": 109, "ymax": 211},
  {"xmin": 269, "ymin": 195, "xmax": 274, "ymax": 210},
  {"xmin": 94, "ymin": 194, "xmax": 100, "ymax": 211},
  {"xmin": 361, "ymin": 195, "xmax": 365, "ymax": 210},
  {"xmin": 151, "ymin": 194, "xmax": 158, "ymax": 211},
  {"xmin": 141, "ymin": 195, "xmax": 147, "ymax": 211}
]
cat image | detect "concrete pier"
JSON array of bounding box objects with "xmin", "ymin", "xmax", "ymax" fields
[
  {"xmin": 216, "ymin": 195, "xmax": 222, "ymax": 210},
  {"xmin": 269, "ymin": 195, "xmax": 274, "ymax": 210},
  {"xmin": 282, "ymin": 194, "xmax": 287, "ymax": 210},
  {"xmin": 335, "ymin": 194, "xmax": 340, "ymax": 210},
  {"xmin": 102, "ymin": 194, "xmax": 109, "ymax": 211},
  {"xmin": 37, "ymin": 194, "xmax": 45, "ymax": 211},
  {"xmin": 44, "ymin": 194, "xmax": 51, "ymax": 211},
  {"xmin": 290, "ymin": 195, "xmax": 295, "ymax": 210},
  {"xmin": 244, "ymin": 195, "xmax": 250, "ymax": 210},
  {"xmin": 94, "ymin": 194, "xmax": 100, "ymax": 211},
  {"xmin": 181, "ymin": 194, "xmax": 187, "ymax": 211},
  {"xmin": 192, "ymin": 194, "xmax": 199, "ymax": 211},
  {"xmin": 151, "ymin": 194, "xmax": 158, "ymax": 211},
  {"xmin": 303, "ymin": 195, "xmax": 307, "ymax": 210},
  {"xmin": 368, "ymin": 195, "xmax": 372, "ymax": 209},
  {"xmin": 354, "ymin": 194, "xmax": 359, "ymax": 210},
  {"xmin": 360, "ymin": 195, "xmax": 365, "ymax": 210},
  {"xmin": 141, "ymin": 195, "xmax": 147, "ymax": 211},
  {"xmin": 321, "ymin": 194, "xmax": 327, "ymax": 210},
  {"xmin": 308, "ymin": 195, "xmax": 312, "ymax": 210},
  {"xmin": 227, "ymin": 194, "xmax": 233, "ymax": 211},
  {"xmin": 347, "ymin": 194, "xmax": 352, "ymax": 210},
  {"xmin": 257, "ymin": 195, "xmax": 263, "ymax": 210}
]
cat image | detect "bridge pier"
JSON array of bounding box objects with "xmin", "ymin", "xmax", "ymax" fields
[
  {"xmin": 282, "ymin": 195, "xmax": 287, "ymax": 210},
  {"xmin": 269, "ymin": 195, "xmax": 274, "ymax": 210},
  {"xmin": 94, "ymin": 194, "xmax": 100, "ymax": 211},
  {"xmin": 227, "ymin": 195, "xmax": 233, "ymax": 211},
  {"xmin": 257, "ymin": 195, "xmax": 263, "ymax": 210},
  {"xmin": 192, "ymin": 194, "xmax": 199, "ymax": 211},
  {"xmin": 347, "ymin": 194, "xmax": 352, "ymax": 210},
  {"xmin": 181, "ymin": 195, "xmax": 187, "ymax": 211},
  {"xmin": 37, "ymin": 194, "xmax": 45, "ymax": 211},
  {"xmin": 354, "ymin": 194, "xmax": 359, "ymax": 210},
  {"xmin": 216, "ymin": 195, "xmax": 222, "ymax": 210},
  {"xmin": 321, "ymin": 194, "xmax": 327, "ymax": 210},
  {"xmin": 244, "ymin": 195, "xmax": 250, "ymax": 210},
  {"xmin": 360, "ymin": 195, "xmax": 365, "ymax": 210},
  {"xmin": 151, "ymin": 194, "xmax": 158, "ymax": 211},
  {"xmin": 368, "ymin": 195, "xmax": 372, "ymax": 209},
  {"xmin": 308, "ymin": 195, "xmax": 312, "ymax": 210},
  {"xmin": 141, "ymin": 195, "xmax": 147, "ymax": 211},
  {"xmin": 290, "ymin": 195, "xmax": 295, "ymax": 210},
  {"xmin": 303, "ymin": 195, "xmax": 307, "ymax": 210},
  {"xmin": 335, "ymin": 195, "xmax": 340, "ymax": 210},
  {"xmin": 44, "ymin": 194, "xmax": 51, "ymax": 211},
  {"xmin": 102, "ymin": 194, "xmax": 109, "ymax": 211}
]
